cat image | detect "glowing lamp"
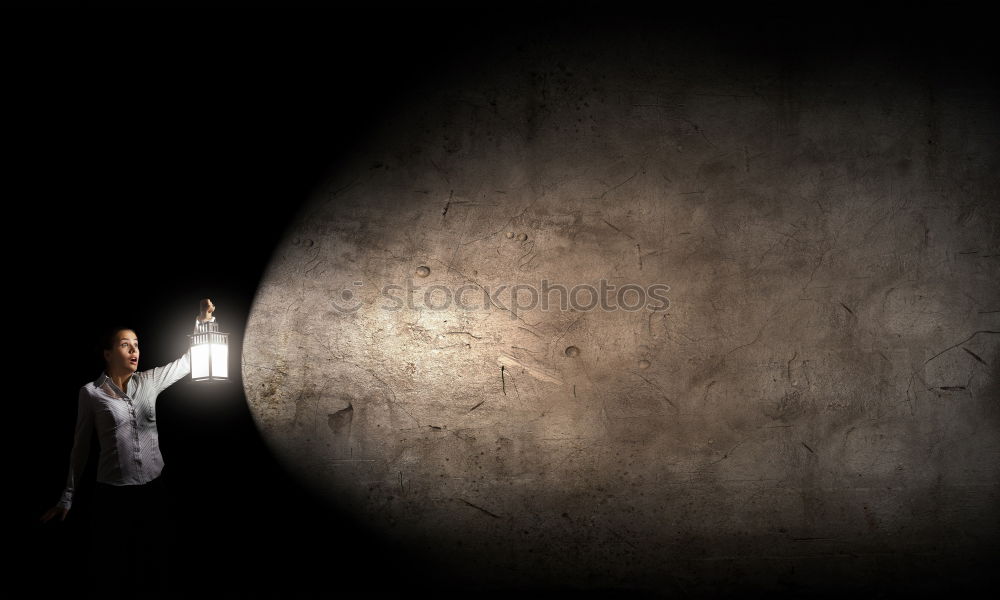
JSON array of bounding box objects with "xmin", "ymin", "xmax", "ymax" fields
[{"xmin": 189, "ymin": 320, "xmax": 229, "ymax": 382}]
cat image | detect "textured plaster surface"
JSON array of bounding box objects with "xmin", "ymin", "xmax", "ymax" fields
[{"xmin": 243, "ymin": 30, "xmax": 999, "ymax": 594}]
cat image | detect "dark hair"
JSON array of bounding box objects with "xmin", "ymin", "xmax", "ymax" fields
[{"xmin": 98, "ymin": 326, "xmax": 137, "ymax": 362}]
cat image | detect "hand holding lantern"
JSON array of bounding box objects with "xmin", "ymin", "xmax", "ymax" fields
[{"xmin": 191, "ymin": 298, "xmax": 228, "ymax": 382}]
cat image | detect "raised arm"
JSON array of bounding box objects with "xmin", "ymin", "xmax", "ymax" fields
[{"xmin": 145, "ymin": 299, "xmax": 216, "ymax": 394}]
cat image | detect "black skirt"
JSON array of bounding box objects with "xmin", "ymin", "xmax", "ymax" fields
[{"xmin": 89, "ymin": 473, "xmax": 174, "ymax": 598}]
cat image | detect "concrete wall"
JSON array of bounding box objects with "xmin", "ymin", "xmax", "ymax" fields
[{"xmin": 243, "ymin": 19, "xmax": 999, "ymax": 596}]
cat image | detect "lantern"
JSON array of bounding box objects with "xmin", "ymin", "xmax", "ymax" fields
[{"xmin": 189, "ymin": 319, "xmax": 229, "ymax": 382}]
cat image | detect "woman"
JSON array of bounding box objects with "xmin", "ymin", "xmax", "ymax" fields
[{"xmin": 40, "ymin": 298, "xmax": 218, "ymax": 596}]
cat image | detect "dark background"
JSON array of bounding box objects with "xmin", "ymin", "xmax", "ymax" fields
[
  {"xmin": 19, "ymin": 13, "xmax": 464, "ymax": 599},
  {"xmin": 16, "ymin": 9, "xmax": 997, "ymax": 599}
]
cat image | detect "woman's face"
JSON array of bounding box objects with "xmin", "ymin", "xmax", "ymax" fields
[{"xmin": 104, "ymin": 329, "xmax": 139, "ymax": 374}]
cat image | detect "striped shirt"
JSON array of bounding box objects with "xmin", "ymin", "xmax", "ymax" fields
[{"xmin": 57, "ymin": 317, "xmax": 214, "ymax": 510}]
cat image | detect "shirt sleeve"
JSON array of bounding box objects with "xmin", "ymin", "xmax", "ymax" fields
[
  {"xmin": 145, "ymin": 317, "xmax": 214, "ymax": 394},
  {"xmin": 57, "ymin": 388, "xmax": 94, "ymax": 510}
]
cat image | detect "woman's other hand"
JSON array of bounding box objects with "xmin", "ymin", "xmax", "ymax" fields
[
  {"xmin": 40, "ymin": 505, "xmax": 68, "ymax": 524},
  {"xmin": 198, "ymin": 298, "xmax": 215, "ymax": 322}
]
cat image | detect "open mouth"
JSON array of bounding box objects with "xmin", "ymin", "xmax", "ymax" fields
[{"xmin": 129, "ymin": 358, "xmax": 138, "ymax": 365}]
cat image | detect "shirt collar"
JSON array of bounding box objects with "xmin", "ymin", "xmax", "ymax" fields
[
  {"xmin": 93, "ymin": 371, "xmax": 109, "ymax": 387},
  {"xmin": 93, "ymin": 371, "xmax": 132, "ymax": 392}
]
